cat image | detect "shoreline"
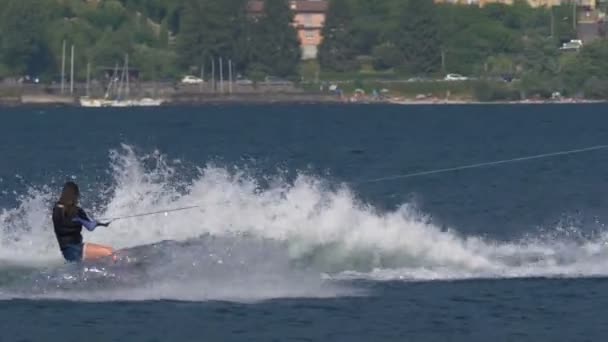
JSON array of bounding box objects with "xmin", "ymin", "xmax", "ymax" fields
[
  {"xmin": 1, "ymin": 92, "xmax": 606, "ymax": 107},
  {"xmin": 384, "ymin": 98, "xmax": 608, "ymax": 106}
]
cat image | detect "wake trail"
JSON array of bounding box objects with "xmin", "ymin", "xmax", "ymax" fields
[{"xmin": 2, "ymin": 144, "xmax": 608, "ymax": 301}]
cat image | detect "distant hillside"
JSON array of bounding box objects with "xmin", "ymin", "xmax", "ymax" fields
[
  {"xmin": 0, "ymin": 0, "xmax": 301, "ymax": 82},
  {"xmin": 2, "ymin": 0, "xmax": 608, "ymax": 101},
  {"xmin": 0, "ymin": 0, "xmax": 179, "ymax": 81}
]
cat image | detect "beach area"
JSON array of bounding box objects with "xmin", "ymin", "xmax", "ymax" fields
[{"xmin": 1, "ymin": 81, "xmax": 605, "ymax": 107}]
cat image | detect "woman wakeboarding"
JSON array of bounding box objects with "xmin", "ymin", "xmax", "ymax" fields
[{"xmin": 51, "ymin": 181, "xmax": 115, "ymax": 262}]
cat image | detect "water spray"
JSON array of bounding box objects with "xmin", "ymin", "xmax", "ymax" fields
[{"xmin": 101, "ymin": 144, "xmax": 608, "ymax": 223}]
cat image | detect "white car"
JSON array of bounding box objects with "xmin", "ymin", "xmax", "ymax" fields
[
  {"xmin": 235, "ymin": 78, "xmax": 253, "ymax": 85},
  {"xmin": 181, "ymin": 75, "xmax": 204, "ymax": 84},
  {"xmin": 444, "ymin": 74, "xmax": 468, "ymax": 81}
]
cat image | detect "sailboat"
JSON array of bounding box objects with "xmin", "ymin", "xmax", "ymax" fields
[
  {"xmin": 80, "ymin": 61, "xmax": 118, "ymax": 107},
  {"xmin": 80, "ymin": 55, "xmax": 164, "ymax": 107}
]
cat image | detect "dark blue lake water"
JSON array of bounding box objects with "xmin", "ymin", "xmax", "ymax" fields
[{"xmin": 2, "ymin": 104, "xmax": 608, "ymax": 341}]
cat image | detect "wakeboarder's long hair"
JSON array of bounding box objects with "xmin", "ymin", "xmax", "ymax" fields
[{"xmin": 58, "ymin": 181, "xmax": 80, "ymax": 217}]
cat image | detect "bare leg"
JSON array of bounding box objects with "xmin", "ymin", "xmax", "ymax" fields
[{"xmin": 83, "ymin": 243, "xmax": 115, "ymax": 261}]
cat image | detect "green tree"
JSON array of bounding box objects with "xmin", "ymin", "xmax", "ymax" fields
[
  {"xmin": 159, "ymin": 19, "xmax": 170, "ymax": 49},
  {"xmin": 438, "ymin": 4, "xmax": 481, "ymax": 75},
  {"xmin": 515, "ymin": 35, "xmax": 561, "ymax": 98},
  {"xmin": 177, "ymin": 0, "xmax": 246, "ymax": 71},
  {"xmin": 132, "ymin": 45, "xmax": 178, "ymax": 81},
  {"xmin": 561, "ymin": 40, "xmax": 608, "ymax": 97},
  {"xmin": 552, "ymin": 4, "xmax": 577, "ymax": 43},
  {"xmin": 582, "ymin": 77, "xmax": 608, "ymax": 99},
  {"xmin": 318, "ymin": 0, "xmax": 358, "ymax": 72},
  {"xmin": 395, "ymin": 0, "xmax": 441, "ymax": 75},
  {"xmin": 372, "ymin": 43, "xmax": 403, "ymax": 70},
  {"xmin": 83, "ymin": 0, "xmax": 130, "ymax": 31},
  {"xmin": 0, "ymin": 0, "xmax": 52, "ymax": 76},
  {"xmin": 350, "ymin": 0, "xmax": 394, "ymax": 55},
  {"xmin": 89, "ymin": 27, "xmax": 133, "ymax": 67},
  {"xmin": 483, "ymin": 1, "xmax": 537, "ymax": 31},
  {"xmin": 483, "ymin": 54, "xmax": 515, "ymax": 78},
  {"xmin": 519, "ymin": 35, "xmax": 559, "ymax": 76},
  {"xmin": 248, "ymin": 0, "xmax": 301, "ymax": 77}
]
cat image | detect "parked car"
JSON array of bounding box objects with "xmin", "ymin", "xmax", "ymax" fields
[
  {"xmin": 19, "ymin": 75, "xmax": 40, "ymax": 84},
  {"xmin": 444, "ymin": 73, "xmax": 468, "ymax": 81},
  {"xmin": 181, "ymin": 75, "xmax": 203, "ymax": 84},
  {"xmin": 235, "ymin": 77, "xmax": 253, "ymax": 85},
  {"xmin": 264, "ymin": 76, "xmax": 293, "ymax": 86},
  {"xmin": 560, "ymin": 39, "xmax": 583, "ymax": 51}
]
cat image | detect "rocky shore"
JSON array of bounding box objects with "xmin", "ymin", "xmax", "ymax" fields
[{"xmin": 0, "ymin": 82, "xmax": 605, "ymax": 107}]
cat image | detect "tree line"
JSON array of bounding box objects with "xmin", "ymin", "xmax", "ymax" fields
[
  {"xmin": 320, "ymin": 0, "xmax": 579, "ymax": 74},
  {"xmin": 0, "ymin": 0, "xmax": 301, "ymax": 82},
  {"xmin": 318, "ymin": 0, "xmax": 608, "ymax": 99},
  {"xmin": 1, "ymin": 0, "xmax": 607, "ymax": 99}
]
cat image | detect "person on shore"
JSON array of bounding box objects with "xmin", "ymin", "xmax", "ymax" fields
[{"xmin": 51, "ymin": 181, "xmax": 115, "ymax": 262}]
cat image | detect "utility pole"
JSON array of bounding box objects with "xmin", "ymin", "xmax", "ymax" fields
[
  {"xmin": 61, "ymin": 40, "xmax": 66, "ymax": 94},
  {"xmin": 228, "ymin": 59, "xmax": 233, "ymax": 94},
  {"xmin": 550, "ymin": 6, "xmax": 555, "ymax": 38},
  {"xmin": 70, "ymin": 44, "xmax": 74, "ymax": 95},
  {"xmin": 200, "ymin": 64, "xmax": 204, "ymax": 93},
  {"xmin": 211, "ymin": 58, "xmax": 216, "ymax": 93},
  {"xmin": 86, "ymin": 62, "xmax": 90, "ymax": 97},
  {"xmin": 219, "ymin": 57, "xmax": 224, "ymax": 94},
  {"xmin": 573, "ymin": 0, "xmax": 577, "ymax": 31},
  {"xmin": 441, "ymin": 48, "xmax": 446, "ymax": 75}
]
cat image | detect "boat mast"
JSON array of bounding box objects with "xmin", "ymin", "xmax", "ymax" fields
[
  {"xmin": 105, "ymin": 63, "xmax": 119, "ymax": 99},
  {"xmin": 117, "ymin": 57, "xmax": 126, "ymax": 100},
  {"xmin": 126, "ymin": 53, "xmax": 130, "ymax": 100},
  {"xmin": 61, "ymin": 40, "xmax": 66, "ymax": 94},
  {"xmin": 70, "ymin": 44, "xmax": 75, "ymax": 95},
  {"xmin": 86, "ymin": 62, "xmax": 90, "ymax": 97}
]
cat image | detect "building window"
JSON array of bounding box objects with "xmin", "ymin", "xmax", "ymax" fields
[{"xmin": 304, "ymin": 14, "xmax": 313, "ymax": 27}]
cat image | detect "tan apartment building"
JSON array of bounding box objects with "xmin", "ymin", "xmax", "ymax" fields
[
  {"xmin": 247, "ymin": 0, "xmax": 328, "ymax": 60},
  {"xmin": 290, "ymin": 1, "xmax": 328, "ymax": 60}
]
